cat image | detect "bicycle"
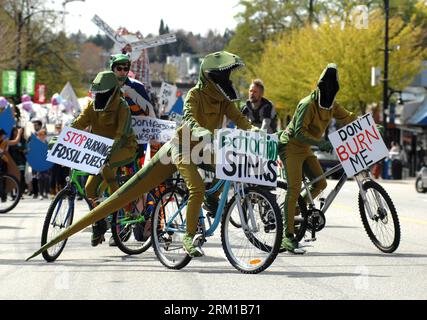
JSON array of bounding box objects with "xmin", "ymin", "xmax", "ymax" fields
[
  {"xmin": 40, "ymin": 161, "xmax": 175, "ymax": 261},
  {"xmin": 109, "ymin": 174, "xmax": 185, "ymax": 255},
  {"xmin": 41, "ymin": 169, "xmax": 93, "ymax": 262},
  {"xmin": 151, "ymin": 174, "xmax": 283, "ymax": 274},
  {"xmin": 0, "ymin": 172, "xmax": 22, "ymax": 214},
  {"xmin": 275, "ymin": 162, "xmax": 400, "ymax": 253}
]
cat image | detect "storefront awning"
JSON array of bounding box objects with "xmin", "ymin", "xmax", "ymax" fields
[{"xmin": 408, "ymin": 96, "xmax": 427, "ymax": 126}]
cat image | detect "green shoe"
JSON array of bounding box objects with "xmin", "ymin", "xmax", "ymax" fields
[
  {"xmin": 182, "ymin": 233, "xmax": 204, "ymax": 257},
  {"xmin": 281, "ymin": 234, "xmax": 305, "ymax": 254}
]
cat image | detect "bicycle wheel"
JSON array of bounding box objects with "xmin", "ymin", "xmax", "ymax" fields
[
  {"xmin": 275, "ymin": 181, "xmax": 308, "ymax": 249},
  {"xmin": 0, "ymin": 174, "xmax": 22, "ymax": 214},
  {"xmin": 221, "ymin": 186, "xmax": 282, "ymax": 274},
  {"xmin": 358, "ymin": 180, "xmax": 400, "ymax": 253},
  {"xmin": 41, "ymin": 188, "xmax": 75, "ymax": 262},
  {"xmin": 110, "ymin": 194, "xmax": 154, "ymax": 255},
  {"xmin": 151, "ymin": 187, "xmax": 192, "ymax": 269}
]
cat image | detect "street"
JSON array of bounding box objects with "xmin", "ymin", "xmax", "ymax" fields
[{"xmin": 0, "ymin": 178, "xmax": 426, "ymax": 300}]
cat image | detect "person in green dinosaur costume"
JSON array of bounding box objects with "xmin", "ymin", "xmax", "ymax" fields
[
  {"xmin": 28, "ymin": 51, "xmax": 258, "ymax": 260},
  {"xmin": 277, "ymin": 63, "xmax": 383, "ymax": 254},
  {"xmin": 71, "ymin": 71, "xmax": 137, "ymax": 246}
]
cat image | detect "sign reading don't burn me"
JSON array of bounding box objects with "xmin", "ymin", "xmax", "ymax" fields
[
  {"xmin": 329, "ymin": 113, "xmax": 388, "ymax": 177},
  {"xmin": 47, "ymin": 126, "xmax": 114, "ymax": 175}
]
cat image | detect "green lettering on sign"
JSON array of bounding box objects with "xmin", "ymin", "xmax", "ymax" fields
[
  {"xmin": 2, "ymin": 70, "xmax": 17, "ymax": 96},
  {"xmin": 21, "ymin": 71, "xmax": 36, "ymax": 96}
]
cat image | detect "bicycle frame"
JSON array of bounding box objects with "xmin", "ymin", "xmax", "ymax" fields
[
  {"xmin": 300, "ymin": 162, "xmax": 377, "ymax": 220},
  {"xmin": 162, "ymin": 178, "xmax": 256, "ymax": 238}
]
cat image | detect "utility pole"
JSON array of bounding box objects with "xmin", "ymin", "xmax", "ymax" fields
[
  {"xmin": 15, "ymin": 10, "xmax": 23, "ymax": 104},
  {"xmin": 383, "ymin": 0, "xmax": 390, "ymax": 142}
]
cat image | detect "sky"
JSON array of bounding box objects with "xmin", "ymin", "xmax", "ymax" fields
[{"xmin": 49, "ymin": 0, "xmax": 242, "ymax": 37}]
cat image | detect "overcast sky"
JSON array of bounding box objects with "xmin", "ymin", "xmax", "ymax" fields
[{"xmin": 49, "ymin": 0, "xmax": 242, "ymax": 37}]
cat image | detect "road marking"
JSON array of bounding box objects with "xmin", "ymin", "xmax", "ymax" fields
[
  {"xmin": 399, "ymin": 216, "xmax": 427, "ymax": 225},
  {"xmin": 331, "ymin": 204, "xmax": 427, "ymax": 225}
]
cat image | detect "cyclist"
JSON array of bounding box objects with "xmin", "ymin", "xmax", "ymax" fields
[
  {"xmin": 69, "ymin": 70, "xmax": 137, "ymax": 246},
  {"xmin": 277, "ymin": 63, "xmax": 359, "ymax": 254},
  {"xmin": 30, "ymin": 51, "xmax": 259, "ymax": 260},
  {"xmin": 109, "ymin": 53, "xmax": 158, "ymax": 246}
]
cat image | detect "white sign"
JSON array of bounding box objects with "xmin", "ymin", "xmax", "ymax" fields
[
  {"xmin": 215, "ymin": 129, "xmax": 278, "ymax": 187},
  {"xmin": 329, "ymin": 113, "xmax": 388, "ymax": 177},
  {"xmin": 91, "ymin": 15, "xmax": 128, "ymax": 47},
  {"xmin": 169, "ymin": 112, "xmax": 183, "ymax": 125},
  {"xmin": 159, "ymin": 82, "xmax": 177, "ymax": 115},
  {"xmin": 47, "ymin": 126, "xmax": 114, "ymax": 175},
  {"xmin": 132, "ymin": 116, "xmax": 176, "ymax": 144}
]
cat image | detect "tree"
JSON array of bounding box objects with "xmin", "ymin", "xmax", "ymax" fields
[
  {"xmin": 0, "ymin": 2, "xmax": 17, "ymax": 70},
  {"xmin": 256, "ymin": 9, "xmax": 427, "ymax": 118},
  {"xmin": 1, "ymin": 0, "xmax": 83, "ymax": 100}
]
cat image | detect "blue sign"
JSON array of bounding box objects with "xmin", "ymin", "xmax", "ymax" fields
[
  {"xmin": 0, "ymin": 106, "xmax": 16, "ymax": 137},
  {"xmin": 27, "ymin": 134, "xmax": 54, "ymax": 172},
  {"xmin": 168, "ymin": 96, "xmax": 183, "ymax": 115}
]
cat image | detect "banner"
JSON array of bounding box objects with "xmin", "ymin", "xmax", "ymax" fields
[
  {"xmin": 329, "ymin": 113, "xmax": 389, "ymax": 177},
  {"xmin": 21, "ymin": 71, "xmax": 36, "ymax": 96},
  {"xmin": 34, "ymin": 84, "xmax": 46, "ymax": 104},
  {"xmin": 158, "ymin": 82, "xmax": 177, "ymax": 115},
  {"xmin": 47, "ymin": 126, "xmax": 114, "ymax": 175},
  {"xmin": 2, "ymin": 71, "xmax": 17, "ymax": 96},
  {"xmin": 215, "ymin": 129, "xmax": 278, "ymax": 187},
  {"xmin": 132, "ymin": 116, "xmax": 176, "ymax": 144}
]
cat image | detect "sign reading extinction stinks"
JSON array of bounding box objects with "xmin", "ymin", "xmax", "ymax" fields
[{"xmin": 215, "ymin": 129, "xmax": 278, "ymax": 187}]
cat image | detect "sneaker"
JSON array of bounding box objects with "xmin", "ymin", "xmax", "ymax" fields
[
  {"xmin": 39, "ymin": 196, "xmax": 44, "ymax": 200},
  {"xmin": 203, "ymin": 195, "xmax": 218, "ymax": 218},
  {"xmin": 182, "ymin": 232, "xmax": 204, "ymax": 257},
  {"xmin": 281, "ymin": 234, "xmax": 306, "ymax": 254},
  {"xmin": 91, "ymin": 219, "xmax": 108, "ymax": 247}
]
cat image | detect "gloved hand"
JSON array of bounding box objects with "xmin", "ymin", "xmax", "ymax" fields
[
  {"xmin": 250, "ymin": 126, "xmax": 266, "ymax": 134},
  {"xmin": 48, "ymin": 136, "xmax": 58, "ymax": 151},
  {"xmin": 376, "ymin": 124, "xmax": 385, "ymax": 139},
  {"xmin": 318, "ymin": 139, "xmax": 333, "ymax": 152}
]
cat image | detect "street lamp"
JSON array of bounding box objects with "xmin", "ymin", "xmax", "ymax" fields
[{"xmin": 382, "ymin": 0, "xmax": 390, "ymax": 142}]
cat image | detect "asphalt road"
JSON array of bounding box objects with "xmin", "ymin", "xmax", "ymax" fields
[{"xmin": 1, "ymin": 178, "xmax": 426, "ymax": 300}]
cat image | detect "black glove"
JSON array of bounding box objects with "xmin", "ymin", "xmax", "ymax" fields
[
  {"xmin": 48, "ymin": 136, "xmax": 58, "ymax": 151},
  {"xmin": 318, "ymin": 139, "xmax": 333, "ymax": 152}
]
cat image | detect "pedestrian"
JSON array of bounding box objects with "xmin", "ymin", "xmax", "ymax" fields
[{"xmin": 241, "ymin": 79, "xmax": 278, "ymax": 133}]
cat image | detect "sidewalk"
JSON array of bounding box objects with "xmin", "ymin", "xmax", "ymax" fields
[{"xmin": 374, "ymin": 177, "xmax": 416, "ymax": 185}]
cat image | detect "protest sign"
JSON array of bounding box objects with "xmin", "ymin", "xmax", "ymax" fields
[
  {"xmin": 215, "ymin": 129, "xmax": 278, "ymax": 187},
  {"xmin": 27, "ymin": 134, "xmax": 53, "ymax": 172},
  {"xmin": 47, "ymin": 126, "xmax": 113, "ymax": 175},
  {"xmin": 328, "ymin": 113, "xmax": 388, "ymax": 177},
  {"xmin": 0, "ymin": 106, "xmax": 16, "ymax": 137},
  {"xmin": 132, "ymin": 116, "xmax": 176, "ymax": 144},
  {"xmin": 158, "ymin": 82, "xmax": 177, "ymax": 115}
]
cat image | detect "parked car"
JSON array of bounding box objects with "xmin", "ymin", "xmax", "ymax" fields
[
  {"xmin": 312, "ymin": 146, "xmax": 343, "ymax": 179},
  {"xmin": 415, "ymin": 166, "xmax": 427, "ymax": 193}
]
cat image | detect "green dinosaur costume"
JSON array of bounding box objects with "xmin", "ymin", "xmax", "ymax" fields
[
  {"xmin": 72, "ymin": 71, "xmax": 137, "ymax": 200},
  {"xmin": 27, "ymin": 51, "xmax": 255, "ymax": 260},
  {"xmin": 277, "ymin": 63, "xmax": 357, "ymax": 252}
]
